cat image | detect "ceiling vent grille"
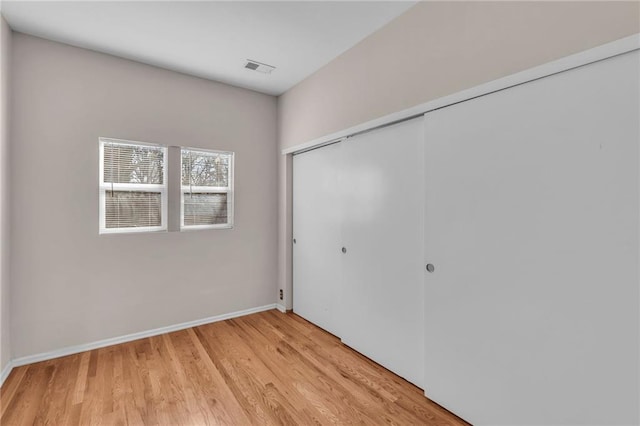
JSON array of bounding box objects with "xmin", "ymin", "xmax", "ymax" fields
[{"xmin": 244, "ymin": 60, "xmax": 276, "ymax": 74}]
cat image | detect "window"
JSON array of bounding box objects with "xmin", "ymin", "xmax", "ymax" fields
[
  {"xmin": 181, "ymin": 148, "xmax": 234, "ymax": 229},
  {"xmin": 99, "ymin": 138, "xmax": 167, "ymax": 234}
]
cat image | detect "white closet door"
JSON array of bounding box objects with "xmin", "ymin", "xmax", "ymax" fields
[
  {"xmin": 424, "ymin": 50, "xmax": 639, "ymax": 425},
  {"xmin": 341, "ymin": 118, "xmax": 425, "ymax": 388},
  {"xmin": 293, "ymin": 143, "xmax": 343, "ymax": 336}
]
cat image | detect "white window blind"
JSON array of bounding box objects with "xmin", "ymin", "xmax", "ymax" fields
[
  {"xmin": 99, "ymin": 138, "xmax": 168, "ymax": 234},
  {"xmin": 181, "ymin": 148, "xmax": 234, "ymax": 229}
]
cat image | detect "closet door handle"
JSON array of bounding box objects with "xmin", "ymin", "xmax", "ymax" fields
[
  {"xmin": 342, "ymin": 247, "xmax": 347, "ymax": 254},
  {"xmin": 426, "ymin": 264, "xmax": 435, "ymax": 273}
]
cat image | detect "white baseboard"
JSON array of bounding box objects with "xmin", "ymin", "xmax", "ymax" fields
[
  {"xmin": 11, "ymin": 303, "xmax": 277, "ymax": 369},
  {"xmin": 276, "ymin": 303, "xmax": 286, "ymax": 313},
  {"xmin": 0, "ymin": 360, "xmax": 13, "ymax": 387}
]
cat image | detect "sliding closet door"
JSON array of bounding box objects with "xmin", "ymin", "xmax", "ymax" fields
[
  {"xmin": 341, "ymin": 118, "xmax": 425, "ymax": 388},
  {"xmin": 292, "ymin": 143, "xmax": 343, "ymax": 336},
  {"xmin": 424, "ymin": 50, "xmax": 639, "ymax": 424}
]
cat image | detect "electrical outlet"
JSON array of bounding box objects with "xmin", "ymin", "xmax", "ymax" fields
[{"xmin": 279, "ymin": 289, "xmax": 283, "ymax": 300}]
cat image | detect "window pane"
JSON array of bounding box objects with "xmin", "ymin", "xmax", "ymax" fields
[
  {"xmin": 181, "ymin": 150, "xmax": 231, "ymax": 187},
  {"xmin": 105, "ymin": 191, "xmax": 162, "ymax": 228},
  {"xmin": 104, "ymin": 143, "xmax": 164, "ymax": 184},
  {"xmin": 184, "ymin": 193, "xmax": 228, "ymax": 226}
]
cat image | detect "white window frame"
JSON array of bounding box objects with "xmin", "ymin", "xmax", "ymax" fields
[
  {"xmin": 180, "ymin": 147, "xmax": 234, "ymax": 231},
  {"xmin": 99, "ymin": 137, "xmax": 168, "ymax": 234}
]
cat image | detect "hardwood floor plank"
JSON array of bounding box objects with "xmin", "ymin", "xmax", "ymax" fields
[
  {"xmin": 237, "ymin": 315, "xmax": 385, "ymax": 424},
  {"xmin": 72, "ymin": 352, "xmax": 90, "ymax": 406},
  {"xmin": 0, "ymin": 365, "xmax": 28, "ymax": 415},
  {"xmin": 4, "ymin": 363, "xmax": 53, "ymax": 425},
  {"xmin": 222, "ymin": 317, "xmax": 356, "ymax": 423},
  {"xmin": 256, "ymin": 312, "xmax": 446, "ymax": 425},
  {"xmin": 0, "ymin": 310, "xmax": 467, "ymax": 425},
  {"xmin": 183, "ymin": 328, "xmax": 253, "ymax": 425},
  {"xmin": 194, "ymin": 323, "xmax": 299, "ymax": 424}
]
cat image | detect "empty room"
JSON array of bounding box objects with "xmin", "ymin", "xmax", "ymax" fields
[{"xmin": 0, "ymin": 1, "xmax": 638, "ymax": 425}]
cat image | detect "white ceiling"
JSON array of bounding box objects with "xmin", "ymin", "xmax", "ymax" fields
[{"xmin": 1, "ymin": 1, "xmax": 415, "ymax": 95}]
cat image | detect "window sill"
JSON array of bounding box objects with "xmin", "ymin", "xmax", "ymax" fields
[{"xmin": 179, "ymin": 224, "xmax": 234, "ymax": 232}]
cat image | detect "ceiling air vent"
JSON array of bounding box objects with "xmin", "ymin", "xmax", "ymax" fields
[{"xmin": 244, "ymin": 60, "xmax": 276, "ymax": 74}]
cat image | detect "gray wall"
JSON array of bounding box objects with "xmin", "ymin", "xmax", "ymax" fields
[
  {"xmin": 11, "ymin": 33, "xmax": 278, "ymax": 358},
  {"xmin": 277, "ymin": 1, "xmax": 640, "ymax": 310},
  {"xmin": 278, "ymin": 1, "xmax": 640, "ymax": 149},
  {"xmin": 0, "ymin": 14, "xmax": 12, "ymax": 372}
]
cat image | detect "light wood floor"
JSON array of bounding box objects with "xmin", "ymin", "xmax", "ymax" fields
[{"xmin": 0, "ymin": 310, "xmax": 466, "ymax": 425}]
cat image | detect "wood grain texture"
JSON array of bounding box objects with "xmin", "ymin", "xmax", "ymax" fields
[{"xmin": 0, "ymin": 310, "xmax": 467, "ymax": 425}]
